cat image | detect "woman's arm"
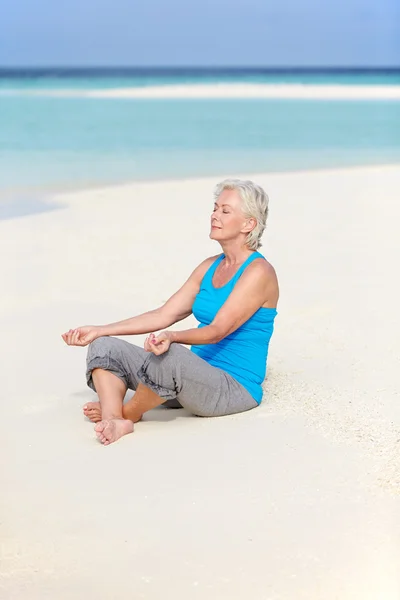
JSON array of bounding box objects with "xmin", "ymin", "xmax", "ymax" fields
[
  {"xmin": 98, "ymin": 256, "xmax": 217, "ymax": 337},
  {"xmin": 62, "ymin": 256, "xmax": 218, "ymax": 347},
  {"xmin": 155, "ymin": 260, "xmax": 278, "ymax": 348}
]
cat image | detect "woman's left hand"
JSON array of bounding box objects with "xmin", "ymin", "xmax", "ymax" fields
[{"xmin": 144, "ymin": 331, "xmax": 173, "ymax": 355}]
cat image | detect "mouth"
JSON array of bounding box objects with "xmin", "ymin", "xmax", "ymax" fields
[{"xmin": 211, "ymin": 225, "xmax": 221, "ymax": 230}]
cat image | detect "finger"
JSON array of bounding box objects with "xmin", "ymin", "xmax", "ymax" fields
[
  {"xmin": 151, "ymin": 342, "xmax": 164, "ymax": 355},
  {"xmin": 158, "ymin": 340, "xmax": 169, "ymax": 355},
  {"xmin": 71, "ymin": 330, "xmax": 80, "ymax": 345},
  {"xmin": 148, "ymin": 335, "xmax": 157, "ymax": 347},
  {"xmin": 153, "ymin": 335, "xmax": 163, "ymax": 346},
  {"xmin": 148, "ymin": 341, "xmax": 158, "ymax": 354},
  {"xmin": 155, "ymin": 334, "xmax": 168, "ymax": 346},
  {"xmin": 66, "ymin": 330, "xmax": 74, "ymax": 345}
]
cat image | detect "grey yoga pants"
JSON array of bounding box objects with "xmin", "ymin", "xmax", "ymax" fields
[{"xmin": 86, "ymin": 336, "xmax": 258, "ymax": 417}]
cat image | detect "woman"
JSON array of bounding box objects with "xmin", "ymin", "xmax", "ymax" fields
[{"xmin": 62, "ymin": 179, "xmax": 279, "ymax": 445}]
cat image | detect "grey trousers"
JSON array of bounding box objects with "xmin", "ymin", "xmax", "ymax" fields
[{"xmin": 86, "ymin": 336, "xmax": 258, "ymax": 417}]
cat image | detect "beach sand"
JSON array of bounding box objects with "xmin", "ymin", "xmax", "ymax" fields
[
  {"xmin": 0, "ymin": 165, "xmax": 399, "ymax": 599},
  {"xmin": 26, "ymin": 83, "xmax": 400, "ymax": 99}
]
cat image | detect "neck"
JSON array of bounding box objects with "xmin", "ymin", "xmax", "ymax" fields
[{"xmin": 219, "ymin": 240, "xmax": 254, "ymax": 266}]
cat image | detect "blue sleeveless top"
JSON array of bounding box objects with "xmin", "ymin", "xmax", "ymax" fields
[{"xmin": 191, "ymin": 252, "xmax": 277, "ymax": 403}]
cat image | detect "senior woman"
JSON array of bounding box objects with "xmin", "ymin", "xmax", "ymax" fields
[{"xmin": 62, "ymin": 179, "xmax": 279, "ymax": 445}]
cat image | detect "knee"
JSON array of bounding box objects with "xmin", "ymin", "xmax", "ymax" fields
[
  {"xmin": 162, "ymin": 343, "xmax": 187, "ymax": 362},
  {"xmin": 145, "ymin": 343, "xmax": 184, "ymax": 373},
  {"xmin": 87, "ymin": 336, "xmax": 118, "ymax": 361}
]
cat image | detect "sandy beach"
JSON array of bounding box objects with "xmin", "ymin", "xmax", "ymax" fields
[
  {"xmin": 1, "ymin": 165, "xmax": 399, "ymax": 599},
  {"xmin": 15, "ymin": 83, "xmax": 400, "ymax": 100}
]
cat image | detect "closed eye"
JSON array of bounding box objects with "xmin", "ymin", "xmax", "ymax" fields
[{"xmin": 213, "ymin": 205, "xmax": 230, "ymax": 214}]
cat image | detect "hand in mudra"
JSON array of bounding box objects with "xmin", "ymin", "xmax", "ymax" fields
[
  {"xmin": 144, "ymin": 331, "xmax": 172, "ymax": 355},
  {"xmin": 61, "ymin": 326, "xmax": 101, "ymax": 347}
]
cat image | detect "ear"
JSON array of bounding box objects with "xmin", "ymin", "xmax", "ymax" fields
[{"xmin": 242, "ymin": 217, "xmax": 257, "ymax": 234}]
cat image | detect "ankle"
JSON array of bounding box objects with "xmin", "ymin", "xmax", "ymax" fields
[
  {"xmin": 102, "ymin": 412, "xmax": 123, "ymax": 421},
  {"xmin": 122, "ymin": 404, "xmax": 143, "ymax": 423}
]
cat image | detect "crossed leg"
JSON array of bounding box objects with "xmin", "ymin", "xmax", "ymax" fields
[
  {"xmin": 88, "ymin": 368, "xmax": 165, "ymax": 445},
  {"xmin": 83, "ymin": 400, "xmax": 143, "ymax": 423}
]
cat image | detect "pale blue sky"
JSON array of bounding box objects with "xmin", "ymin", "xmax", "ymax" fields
[{"xmin": 1, "ymin": 0, "xmax": 399, "ymax": 67}]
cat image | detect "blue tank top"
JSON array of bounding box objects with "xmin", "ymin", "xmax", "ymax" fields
[{"xmin": 191, "ymin": 252, "xmax": 277, "ymax": 403}]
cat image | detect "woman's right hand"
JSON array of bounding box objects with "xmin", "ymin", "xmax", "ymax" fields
[{"xmin": 61, "ymin": 326, "xmax": 103, "ymax": 347}]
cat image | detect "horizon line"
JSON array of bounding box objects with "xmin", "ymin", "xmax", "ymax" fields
[{"xmin": 0, "ymin": 65, "xmax": 399, "ymax": 73}]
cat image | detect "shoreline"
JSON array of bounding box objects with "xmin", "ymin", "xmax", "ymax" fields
[
  {"xmin": 51, "ymin": 161, "xmax": 400, "ymax": 206},
  {"xmin": 1, "ymin": 162, "xmax": 400, "ymax": 220}
]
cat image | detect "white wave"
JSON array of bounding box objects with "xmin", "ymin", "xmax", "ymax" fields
[{"xmin": 1, "ymin": 83, "xmax": 400, "ymax": 100}]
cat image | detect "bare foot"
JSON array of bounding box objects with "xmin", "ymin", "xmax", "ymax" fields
[
  {"xmin": 83, "ymin": 401, "xmax": 143, "ymax": 424},
  {"xmin": 94, "ymin": 418, "xmax": 134, "ymax": 445},
  {"xmin": 83, "ymin": 402, "xmax": 102, "ymax": 423}
]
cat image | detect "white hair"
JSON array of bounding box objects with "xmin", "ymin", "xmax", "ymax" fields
[{"xmin": 214, "ymin": 178, "xmax": 269, "ymax": 250}]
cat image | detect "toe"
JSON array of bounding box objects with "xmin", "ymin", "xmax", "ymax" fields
[
  {"xmin": 96, "ymin": 430, "xmax": 107, "ymax": 442},
  {"xmin": 101, "ymin": 424, "xmax": 115, "ymax": 443},
  {"xmin": 94, "ymin": 419, "xmax": 132, "ymax": 445},
  {"xmin": 95, "ymin": 421, "xmax": 106, "ymax": 433}
]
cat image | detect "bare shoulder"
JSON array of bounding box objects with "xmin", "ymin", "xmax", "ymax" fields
[
  {"xmin": 201, "ymin": 253, "xmax": 222, "ymax": 268},
  {"xmin": 246, "ymin": 257, "xmax": 277, "ymax": 280},
  {"xmin": 242, "ymin": 257, "xmax": 279, "ymax": 305},
  {"xmin": 190, "ymin": 254, "xmax": 221, "ymax": 281}
]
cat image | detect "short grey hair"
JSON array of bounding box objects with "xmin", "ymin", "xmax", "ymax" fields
[{"xmin": 214, "ymin": 179, "xmax": 269, "ymax": 250}]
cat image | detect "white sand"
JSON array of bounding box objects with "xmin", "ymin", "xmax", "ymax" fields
[
  {"xmin": 0, "ymin": 165, "xmax": 399, "ymax": 599},
  {"xmin": 10, "ymin": 83, "xmax": 400, "ymax": 100}
]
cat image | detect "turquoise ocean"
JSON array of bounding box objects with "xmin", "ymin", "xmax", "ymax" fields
[{"xmin": 1, "ymin": 68, "xmax": 399, "ymax": 218}]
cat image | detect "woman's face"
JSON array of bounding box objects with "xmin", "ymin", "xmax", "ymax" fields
[{"xmin": 210, "ymin": 189, "xmax": 249, "ymax": 244}]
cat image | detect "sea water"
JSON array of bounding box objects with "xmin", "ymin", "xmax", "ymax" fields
[{"xmin": 0, "ymin": 69, "xmax": 399, "ymax": 218}]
